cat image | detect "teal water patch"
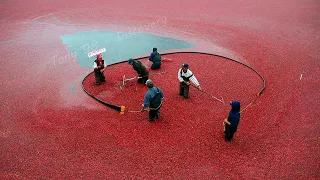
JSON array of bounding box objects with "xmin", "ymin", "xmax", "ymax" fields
[{"xmin": 60, "ymin": 31, "xmax": 196, "ymax": 68}]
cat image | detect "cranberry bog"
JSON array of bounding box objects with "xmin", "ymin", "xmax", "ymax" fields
[{"xmin": 1, "ymin": 0, "xmax": 319, "ymax": 179}]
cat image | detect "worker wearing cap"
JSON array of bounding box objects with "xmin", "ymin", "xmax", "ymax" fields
[
  {"xmin": 178, "ymin": 63, "xmax": 201, "ymax": 98},
  {"xmin": 93, "ymin": 54, "xmax": 106, "ymax": 85},
  {"xmin": 128, "ymin": 58, "xmax": 149, "ymax": 84},
  {"xmin": 149, "ymin": 47, "xmax": 162, "ymax": 70},
  {"xmin": 142, "ymin": 79, "xmax": 164, "ymax": 122}
]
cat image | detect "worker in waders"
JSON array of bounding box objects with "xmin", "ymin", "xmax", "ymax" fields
[
  {"xmin": 223, "ymin": 101, "xmax": 241, "ymax": 142},
  {"xmin": 128, "ymin": 58, "xmax": 149, "ymax": 84},
  {"xmin": 142, "ymin": 79, "xmax": 164, "ymax": 122},
  {"xmin": 93, "ymin": 54, "xmax": 106, "ymax": 85},
  {"xmin": 178, "ymin": 63, "xmax": 201, "ymax": 98},
  {"xmin": 149, "ymin": 47, "xmax": 162, "ymax": 70}
]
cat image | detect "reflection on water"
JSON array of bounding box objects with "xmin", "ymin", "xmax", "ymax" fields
[{"xmin": 60, "ymin": 31, "xmax": 196, "ymax": 67}]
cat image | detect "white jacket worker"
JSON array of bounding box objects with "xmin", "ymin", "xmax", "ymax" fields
[{"xmin": 178, "ymin": 63, "xmax": 201, "ymax": 98}]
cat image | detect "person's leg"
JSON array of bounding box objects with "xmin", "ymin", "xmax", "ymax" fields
[
  {"xmin": 228, "ymin": 127, "xmax": 237, "ymax": 141},
  {"xmin": 100, "ymin": 72, "xmax": 106, "ymax": 82},
  {"xmin": 225, "ymin": 125, "xmax": 232, "ymax": 141},
  {"xmin": 94, "ymin": 71, "xmax": 101, "ymax": 85},
  {"xmin": 183, "ymin": 84, "xmax": 190, "ymax": 98},
  {"xmin": 149, "ymin": 110, "xmax": 157, "ymax": 122},
  {"xmin": 151, "ymin": 62, "xmax": 161, "ymax": 70},
  {"xmin": 155, "ymin": 105, "xmax": 162, "ymax": 119},
  {"xmin": 179, "ymin": 82, "xmax": 185, "ymax": 96}
]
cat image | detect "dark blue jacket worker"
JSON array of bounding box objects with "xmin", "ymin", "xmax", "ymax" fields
[
  {"xmin": 149, "ymin": 47, "xmax": 162, "ymax": 70},
  {"xmin": 223, "ymin": 101, "xmax": 241, "ymax": 142},
  {"xmin": 128, "ymin": 58, "xmax": 149, "ymax": 84},
  {"xmin": 142, "ymin": 79, "xmax": 164, "ymax": 122}
]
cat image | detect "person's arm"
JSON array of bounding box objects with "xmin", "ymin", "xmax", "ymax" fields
[
  {"xmin": 142, "ymin": 92, "xmax": 151, "ymax": 110},
  {"xmin": 178, "ymin": 69, "xmax": 184, "ymax": 82},
  {"xmin": 188, "ymin": 70, "xmax": 201, "ymax": 89},
  {"xmin": 149, "ymin": 52, "xmax": 155, "ymax": 61},
  {"xmin": 159, "ymin": 88, "xmax": 164, "ymax": 99},
  {"xmin": 101, "ymin": 61, "xmax": 107, "ymax": 72},
  {"xmin": 188, "ymin": 70, "xmax": 200, "ymax": 86},
  {"xmin": 223, "ymin": 118, "xmax": 231, "ymax": 125}
]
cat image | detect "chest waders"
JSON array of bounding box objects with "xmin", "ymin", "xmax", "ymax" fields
[
  {"xmin": 179, "ymin": 70, "xmax": 193, "ymax": 98},
  {"xmin": 180, "ymin": 69, "xmax": 193, "ymax": 82}
]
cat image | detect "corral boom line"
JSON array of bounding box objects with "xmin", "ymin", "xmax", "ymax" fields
[{"xmin": 82, "ymin": 52, "xmax": 266, "ymax": 113}]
